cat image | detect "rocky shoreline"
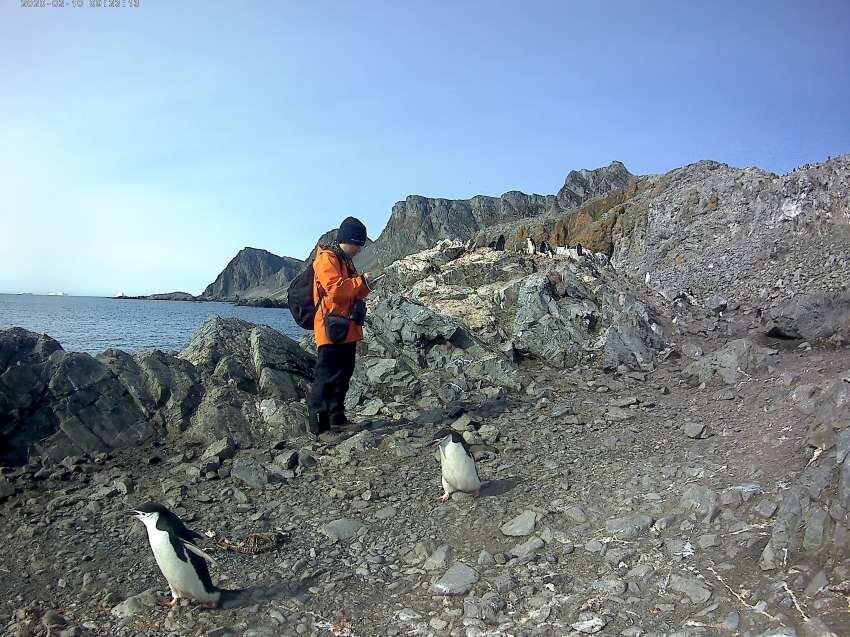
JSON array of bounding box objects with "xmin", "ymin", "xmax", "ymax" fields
[{"xmin": 113, "ymin": 293, "xmax": 291, "ymax": 309}]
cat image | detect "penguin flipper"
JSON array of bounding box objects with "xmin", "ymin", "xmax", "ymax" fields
[{"xmin": 185, "ymin": 541, "xmax": 218, "ymax": 566}]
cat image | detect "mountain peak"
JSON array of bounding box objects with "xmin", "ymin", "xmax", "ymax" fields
[{"xmin": 558, "ymin": 161, "xmax": 633, "ymax": 210}]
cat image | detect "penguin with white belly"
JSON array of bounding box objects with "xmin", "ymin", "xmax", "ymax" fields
[
  {"xmin": 430, "ymin": 428, "xmax": 482, "ymax": 501},
  {"xmin": 131, "ymin": 502, "xmax": 237, "ymax": 608}
]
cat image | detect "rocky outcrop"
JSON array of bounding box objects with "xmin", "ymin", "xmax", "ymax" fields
[
  {"xmin": 319, "ymin": 241, "xmax": 669, "ymax": 418},
  {"xmin": 201, "ymin": 247, "xmax": 304, "ymax": 301},
  {"xmin": 556, "ymin": 160, "xmax": 633, "ymax": 210},
  {"xmin": 353, "ymin": 294, "xmax": 524, "ymax": 409},
  {"xmin": 0, "ymin": 329, "xmax": 156, "ymax": 462},
  {"xmin": 95, "ymin": 349, "xmax": 202, "ymax": 437},
  {"xmin": 765, "ymin": 292, "xmax": 850, "ymax": 344},
  {"xmin": 369, "ymin": 241, "xmax": 667, "ymax": 372},
  {"xmin": 683, "ymin": 338, "xmax": 777, "ymax": 386},
  {"xmin": 178, "ymin": 317, "xmax": 315, "ymax": 444},
  {"xmin": 612, "ymin": 156, "xmax": 850, "ymax": 307},
  {"xmin": 0, "ymin": 318, "xmax": 317, "ymax": 462}
]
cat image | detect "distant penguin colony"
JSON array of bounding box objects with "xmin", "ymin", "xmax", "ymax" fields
[
  {"xmin": 131, "ymin": 503, "xmax": 236, "ymax": 608},
  {"xmin": 430, "ymin": 428, "xmax": 482, "ymax": 501}
]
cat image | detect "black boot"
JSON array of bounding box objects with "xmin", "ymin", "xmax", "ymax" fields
[
  {"xmin": 329, "ymin": 412, "xmax": 348, "ymax": 427},
  {"xmin": 307, "ymin": 410, "xmax": 330, "ymax": 435}
]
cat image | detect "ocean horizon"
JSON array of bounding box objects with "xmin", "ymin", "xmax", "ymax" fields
[{"xmin": 0, "ymin": 293, "xmax": 303, "ymax": 355}]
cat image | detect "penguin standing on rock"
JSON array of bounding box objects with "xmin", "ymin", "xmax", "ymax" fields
[
  {"xmin": 430, "ymin": 429, "xmax": 482, "ymax": 501},
  {"xmin": 131, "ymin": 502, "xmax": 236, "ymax": 608}
]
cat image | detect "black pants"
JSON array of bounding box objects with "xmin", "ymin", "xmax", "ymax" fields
[{"xmin": 308, "ymin": 342, "xmax": 357, "ymax": 423}]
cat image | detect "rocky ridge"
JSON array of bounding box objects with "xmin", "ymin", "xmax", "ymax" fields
[{"xmin": 363, "ymin": 162, "xmax": 632, "ymax": 269}]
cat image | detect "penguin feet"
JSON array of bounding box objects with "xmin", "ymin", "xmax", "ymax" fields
[
  {"xmin": 472, "ymin": 489, "xmax": 480, "ymax": 497},
  {"xmin": 200, "ymin": 601, "xmax": 219, "ymax": 610},
  {"xmin": 158, "ymin": 598, "xmax": 177, "ymax": 607},
  {"xmin": 439, "ymin": 492, "xmax": 451, "ymax": 502}
]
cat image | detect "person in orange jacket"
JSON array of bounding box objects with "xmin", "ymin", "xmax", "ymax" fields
[{"xmin": 307, "ymin": 216, "xmax": 374, "ymax": 434}]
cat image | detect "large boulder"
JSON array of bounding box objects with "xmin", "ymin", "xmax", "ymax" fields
[
  {"xmin": 97, "ymin": 349, "xmax": 202, "ymax": 436},
  {"xmin": 601, "ymin": 291, "xmax": 666, "ymax": 372},
  {"xmin": 360, "ymin": 295, "xmax": 523, "ymax": 407},
  {"xmin": 0, "ymin": 328, "xmax": 156, "ymax": 462},
  {"xmin": 0, "ymin": 329, "xmax": 62, "ymax": 446},
  {"xmin": 683, "ymin": 338, "xmax": 777, "ymax": 386},
  {"xmin": 765, "ymin": 292, "xmax": 850, "ymax": 343},
  {"xmin": 512, "ymin": 272, "xmax": 597, "ymax": 368},
  {"xmin": 178, "ymin": 318, "xmax": 316, "ymax": 444},
  {"xmin": 179, "ymin": 317, "xmax": 314, "ymax": 400}
]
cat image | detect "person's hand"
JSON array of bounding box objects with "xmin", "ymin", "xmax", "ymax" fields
[{"xmin": 363, "ymin": 272, "xmax": 373, "ymax": 281}]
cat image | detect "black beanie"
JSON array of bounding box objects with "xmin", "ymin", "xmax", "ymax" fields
[{"xmin": 337, "ymin": 216, "xmax": 368, "ymax": 246}]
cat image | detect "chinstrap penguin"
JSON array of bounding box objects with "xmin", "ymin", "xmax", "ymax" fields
[
  {"xmin": 430, "ymin": 428, "xmax": 482, "ymax": 501},
  {"xmin": 131, "ymin": 502, "xmax": 236, "ymax": 608}
]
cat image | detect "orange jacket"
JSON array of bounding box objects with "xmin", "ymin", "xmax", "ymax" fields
[{"xmin": 313, "ymin": 245, "xmax": 370, "ymax": 347}]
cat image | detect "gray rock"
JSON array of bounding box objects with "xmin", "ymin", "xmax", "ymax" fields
[
  {"xmin": 765, "ymin": 292, "xmax": 850, "ymax": 342},
  {"xmin": 273, "ymin": 449, "xmax": 298, "ymax": 470},
  {"xmin": 110, "ymin": 588, "xmax": 159, "ymax": 618},
  {"xmin": 500, "ymin": 510, "xmax": 538, "ymax": 537},
  {"xmin": 800, "ymin": 617, "xmax": 840, "ymax": 637},
  {"xmin": 591, "ymin": 579, "xmax": 627, "ymax": 595},
  {"xmin": 423, "ymin": 545, "xmax": 452, "ymax": 571},
  {"xmin": 571, "ymin": 613, "xmax": 607, "ymax": 634},
  {"xmin": 683, "ymin": 338, "xmax": 776, "ymax": 386},
  {"xmin": 336, "ymin": 431, "xmax": 377, "ymax": 460},
  {"xmin": 180, "ymin": 317, "xmax": 314, "ymax": 403},
  {"xmin": 231, "ymin": 454, "xmax": 271, "ymax": 489},
  {"xmin": 431, "ymin": 563, "xmax": 479, "ymax": 596},
  {"xmin": 754, "ymin": 499, "xmax": 779, "ymax": 519},
  {"xmin": 0, "ymin": 329, "xmax": 159, "ymax": 462},
  {"xmin": 494, "ymin": 574, "xmax": 513, "ymax": 594},
  {"xmin": 683, "ymin": 421, "xmax": 710, "ymax": 439},
  {"xmin": 670, "ymin": 574, "xmax": 712, "ymax": 604},
  {"xmin": 705, "ymin": 294, "xmax": 728, "ymax": 315},
  {"xmin": 202, "ymin": 437, "xmax": 237, "ymax": 461},
  {"xmin": 509, "ymin": 536, "xmax": 544, "ymax": 558},
  {"xmin": 605, "ymin": 514, "xmax": 653, "ymax": 539},
  {"xmin": 565, "ymin": 505, "xmax": 589, "ymax": 524},
  {"xmin": 601, "ymin": 292, "xmax": 666, "ymax": 372},
  {"xmin": 680, "ymin": 485, "xmax": 718, "ymax": 517},
  {"xmin": 321, "ymin": 518, "xmax": 365, "ymax": 543}
]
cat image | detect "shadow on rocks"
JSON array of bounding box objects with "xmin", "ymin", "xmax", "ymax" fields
[
  {"xmin": 479, "ymin": 477, "xmax": 522, "ymax": 497},
  {"xmin": 219, "ymin": 579, "xmax": 309, "ymax": 610}
]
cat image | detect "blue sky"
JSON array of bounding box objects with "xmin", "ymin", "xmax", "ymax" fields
[{"xmin": 1, "ymin": 1, "xmax": 848, "ymax": 296}]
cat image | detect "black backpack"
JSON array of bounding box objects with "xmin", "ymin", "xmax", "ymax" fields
[
  {"xmin": 287, "ymin": 248, "xmax": 347, "ymax": 330},
  {"xmin": 287, "ymin": 264, "xmax": 319, "ymax": 330}
]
